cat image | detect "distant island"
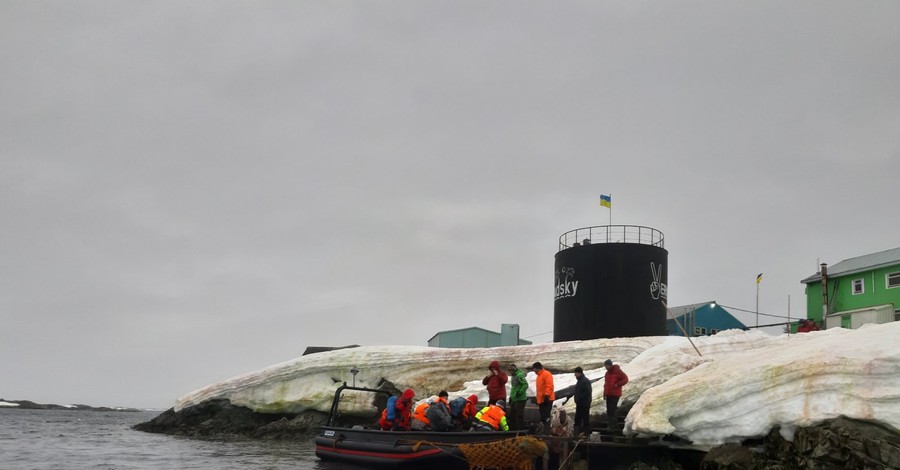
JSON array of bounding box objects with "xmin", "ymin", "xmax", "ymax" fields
[{"xmin": 0, "ymin": 398, "xmax": 143, "ymax": 412}]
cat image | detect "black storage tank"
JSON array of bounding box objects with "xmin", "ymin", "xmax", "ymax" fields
[{"xmin": 554, "ymin": 225, "xmax": 668, "ymax": 341}]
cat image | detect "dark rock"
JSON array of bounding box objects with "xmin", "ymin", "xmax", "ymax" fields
[
  {"xmin": 757, "ymin": 418, "xmax": 900, "ymax": 469},
  {"xmin": 132, "ymin": 399, "xmax": 316, "ymax": 439},
  {"xmin": 700, "ymin": 443, "xmax": 758, "ymax": 469},
  {"xmin": 251, "ymin": 413, "xmax": 328, "ymax": 439},
  {"xmin": 626, "ymin": 459, "xmax": 685, "ymax": 470}
]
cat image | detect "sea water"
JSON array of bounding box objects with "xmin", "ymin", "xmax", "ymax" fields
[{"xmin": 0, "ymin": 409, "xmax": 358, "ymax": 469}]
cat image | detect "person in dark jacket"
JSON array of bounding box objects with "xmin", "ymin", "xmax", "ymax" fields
[
  {"xmin": 507, "ymin": 364, "xmax": 528, "ymax": 431},
  {"xmin": 573, "ymin": 366, "xmax": 592, "ymax": 436},
  {"xmin": 603, "ymin": 360, "xmax": 628, "ymax": 431},
  {"xmin": 482, "ymin": 360, "xmax": 508, "ymax": 405}
]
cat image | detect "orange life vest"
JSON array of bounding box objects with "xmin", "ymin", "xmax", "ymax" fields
[
  {"xmin": 475, "ymin": 405, "xmax": 508, "ymax": 431},
  {"xmin": 412, "ymin": 402, "xmax": 431, "ymax": 425}
]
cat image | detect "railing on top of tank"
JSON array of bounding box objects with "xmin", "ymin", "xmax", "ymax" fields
[{"xmin": 558, "ymin": 225, "xmax": 665, "ymax": 251}]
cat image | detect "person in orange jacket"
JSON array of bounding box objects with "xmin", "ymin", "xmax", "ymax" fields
[
  {"xmin": 532, "ymin": 362, "xmax": 555, "ymax": 434},
  {"xmin": 603, "ymin": 359, "xmax": 628, "ymax": 431},
  {"xmin": 410, "ymin": 400, "xmax": 431, "ymax": 430}
]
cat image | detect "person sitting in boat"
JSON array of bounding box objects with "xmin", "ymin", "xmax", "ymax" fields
[
  {"xmin": 426, "ymin": 390, "xmax": 453, "ymax": 432},
  {"xmin": 472, "ymin": 400, "xmax": 509, "ymax": 432},
  {"xmin": 449, "ymin": 394, "xmax": 479, "ymax": 431},
  {"xmin": 410, "ymin": 399, "xmax": 432, "ymax": 431},
  {"xmin": 378, "ymin": 388, "xmax": 416, "ymax": 431}
]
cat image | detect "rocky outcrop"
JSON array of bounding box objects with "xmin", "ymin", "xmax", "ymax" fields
[
  {"xmin": 132, "ymin": 399, "xmax": 324, "ymax": 438},
  {"xmin": 700, "ymin": 418, "xmax": 900, "ymax": 469}
]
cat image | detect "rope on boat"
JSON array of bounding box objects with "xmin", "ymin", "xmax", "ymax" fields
[
  {"xmin": 556, "ymin": 436, "xmax": 587, "ymax": 469},
  {"xmin": 456, "ymin": 435, "xmax": 548, "ymax": 470},
  {"xmin": 409, "ymin": 440, "xmax": 469, "ymax": 462}
]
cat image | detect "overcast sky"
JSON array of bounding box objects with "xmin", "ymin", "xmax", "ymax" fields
[{"xmin": 2, "ymin": 1, "xmax": 898, "ymax": 409}]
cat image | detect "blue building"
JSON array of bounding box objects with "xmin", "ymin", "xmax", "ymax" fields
[
  {"xmin": 666, "ymin": 301, "xmax": 747, "ymax": 336},
  {"xmin": 427, "ymin": 324, "xmax": 533, "ymax": 348}
]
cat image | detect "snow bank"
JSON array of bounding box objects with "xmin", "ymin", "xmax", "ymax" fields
[
  {"xmin": 175, "ymin": 322, "xmax": 900, "ymax": 445},
  {"xmin": 0, "ymin": 401, "xmax": 20, "ymax": 407},
  {"xmin": 625, "ymin": 322, "xmax": 900, "ymax": 445},
  {"xmin": 175, "ymin": 336, "xmax": 668, "ymax": 413}
]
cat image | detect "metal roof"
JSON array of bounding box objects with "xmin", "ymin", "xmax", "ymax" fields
[
  {"xmin": 801, "ymin": 246, "xmax": 900, "ymax": 284},
  {"xmin": 667, "ymin": 301, "xmax": 717, "ymax": 318}
]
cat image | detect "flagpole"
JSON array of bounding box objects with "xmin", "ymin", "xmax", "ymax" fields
[
  {"xmin": 609, "ymin": 193, "xmax": 612, "ymax": 226},
  {"xmin": 756, "ymin": 278, "xmax": 759, "ymax": 328}
]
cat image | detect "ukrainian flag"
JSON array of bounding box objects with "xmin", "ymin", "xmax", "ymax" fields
[
  {"xmin": 600, "ymin": 194, "xmax": 612, "ymax": 208},
  {"xmin": 756, "ymin": 273, "xmax": 763, "ymax": 284}
]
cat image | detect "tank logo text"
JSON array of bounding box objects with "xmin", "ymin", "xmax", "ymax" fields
[
  {"xmin": 650, "ymin": 262, "xmax": 667, "ymax": 300},
  {"xmin": 555, "ymin": 267, "xmax": 578, "ymax": 300}
]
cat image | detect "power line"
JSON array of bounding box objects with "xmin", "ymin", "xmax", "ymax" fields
[
  {"xmin": 523, "ymin": 330, "xmax": 553, "ymax": 339},
  {"xmin": 717, "ymin": 303, "xmax": 797, "ymax": 320}
]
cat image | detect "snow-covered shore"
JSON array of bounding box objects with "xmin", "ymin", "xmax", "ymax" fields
[{"xmin": 174, "ymin": 321, "xmax": 900, "ymax": 445}]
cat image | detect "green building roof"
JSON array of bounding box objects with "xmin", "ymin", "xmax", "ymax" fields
[{"xmin": 801, "ymin": 247, "xmax": 900, "ymax": 284}]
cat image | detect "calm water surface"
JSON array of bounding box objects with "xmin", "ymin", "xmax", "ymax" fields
[{"xmin": 0, "ymin": 409, "xmax": 359, "ymax": 470}]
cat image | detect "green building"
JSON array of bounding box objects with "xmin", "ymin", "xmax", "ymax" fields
[
  {"xmin": 801, "ymin": 247, "xmax": 900, "ymax": 329},
  {"xmin": 427, "ymin": 324, "xmax": 532, "ymax": 348}
]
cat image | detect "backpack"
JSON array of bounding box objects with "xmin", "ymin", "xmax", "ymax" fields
[
  {"xmin": 385, "ymin": 396, "xmax": 399, "ymax": 421},
  {"xmin": 426, "ymin": 401, "xmax": 452, "ymax": 431},
  {"xmin": 449, "ymin": 397, "xmax": 467, "ymax": 418}
]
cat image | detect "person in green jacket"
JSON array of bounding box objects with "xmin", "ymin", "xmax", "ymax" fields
[{"xmin": 507, "ymin": 363, "xmax": 528, "ymax": 431}]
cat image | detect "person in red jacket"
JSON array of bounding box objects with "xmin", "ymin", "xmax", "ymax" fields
[
  {"xmin": 602, "ymin": 359, "xmax": 628, "ymax": 431},
  {"xmin": 482, "ymin": 360, "xmax": 508, "ymax": 405},
  {"xmin": 378, "ymin": 388, "xmax": 415, "ymax": 431},
  {"xmin": 797, "ymin": 319, "xmax": 820, "ymax": 333}
]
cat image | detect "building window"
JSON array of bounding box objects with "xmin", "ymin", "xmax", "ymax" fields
[
  {"xmin": 887, "ymin": 272, "xmax": 900, "ymax": 289},
  {"xmin": 694, "ymin": 327, "xmax": 707, "ymax": 335},
  {"xmin": 852, "ymin": 279, "xmax": 864, "ymax": 295}
]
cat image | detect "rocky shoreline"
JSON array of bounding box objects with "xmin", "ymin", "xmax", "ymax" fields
[
  {"xmin": 132, "ymin": 399, "xmax": 325, "ymax": 439},
  {"xmin": 0, "ymin": 399, "xmax": 143, "ymax": 412},
  {"xmin": 134, "ymin": 399, "xmax": 900, "ymax": 469}
]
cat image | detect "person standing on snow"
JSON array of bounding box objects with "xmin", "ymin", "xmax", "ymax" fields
[
  {"xmin": 573, "ymin": 366, "xmax": 592, "ymax": 436},
  {"xmin": 602, "ymin": 359, "xmax": 628, "ymax": 431},
  {"xmin": 507, "ymin": 363, "xmax": 528, "ymax": 431},
  {"xmin": 482, "ymin": 360, "xmax": 508, "ymax": 405},
  {"xmin": 532, "ymin": 362, "xmax": 555, "ymax": 434}
]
